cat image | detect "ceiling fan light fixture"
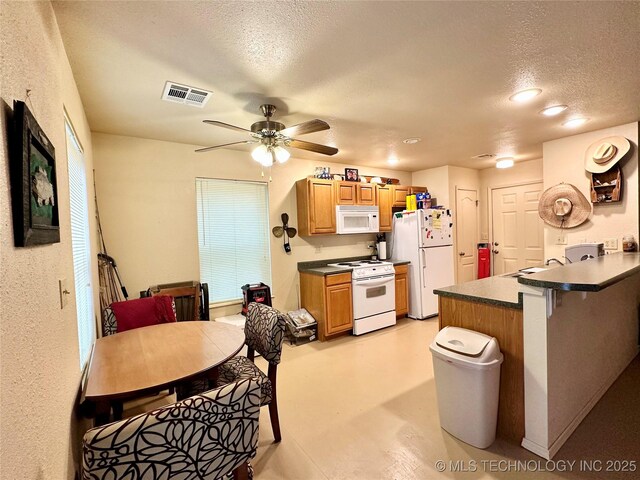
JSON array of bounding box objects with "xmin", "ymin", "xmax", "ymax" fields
[
  {"xmin": 251, "ymin": 144, "xmax": 271, "ymax": 165},
  {"xmin": 274, "ymin": 146, "xmax": 290, "ymax": 163}
]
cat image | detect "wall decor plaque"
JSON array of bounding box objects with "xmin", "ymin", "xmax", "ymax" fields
[{"xmin": 11, "ymin": 100, "xmax": 60, "ymax": 246}]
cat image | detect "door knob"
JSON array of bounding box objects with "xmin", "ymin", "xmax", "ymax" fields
[
  {"xmin": 494, "ymin": 242, "xmax": 500, "ymax": 246},
  {"xmin": 492, "ymin": 249, "xmax": 499, "ymax": 254},
  {"xmin": 459, "ymin": 251, "xmax": 465, "ymax": 256}
]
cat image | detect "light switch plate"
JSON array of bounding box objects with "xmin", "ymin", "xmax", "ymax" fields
[
  {"xmin": 555, "ymin": 232, "xmax": 568, "ymax": 245},
  {"xmin": 59, "ymin": 278, "xmax": 68, "ymax": 309}
]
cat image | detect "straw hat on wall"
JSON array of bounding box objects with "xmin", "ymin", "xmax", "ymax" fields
[
  {"xmin": 538, "ymin": 183, "xmax": 591, "ymax": 228},
  {"xmin": 584, "ymin": 136, "xmax": 630, "ymax": 174}
]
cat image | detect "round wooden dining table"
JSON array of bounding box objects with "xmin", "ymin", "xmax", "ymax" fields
[{"xmin": 84, "ymin": 321, "xmax": 245, "ymax": 424}]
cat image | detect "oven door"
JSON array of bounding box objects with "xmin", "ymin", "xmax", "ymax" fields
[{"xmin": 352, "ymin": 274, "xmax": 395, "ymax": 320}]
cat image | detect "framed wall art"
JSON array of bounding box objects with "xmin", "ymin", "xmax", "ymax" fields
[{"xmin": 11, "ymin": 100, "xmax": 60, "ymax": 246}]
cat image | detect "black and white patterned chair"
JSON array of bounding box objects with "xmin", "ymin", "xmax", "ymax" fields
[
  {"xmin": 216, "ymin": 302, "xmax": 287, "ymax": 442},
  {"xmin": 82, "ymin": 378, "xmax": 261, "ymax": 480}
]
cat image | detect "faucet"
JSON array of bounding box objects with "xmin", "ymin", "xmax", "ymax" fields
[{"xmin": 545, "ymin": 258, "xmax": 564, "ymax": 266}]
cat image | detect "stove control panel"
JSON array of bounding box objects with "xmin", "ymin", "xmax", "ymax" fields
[{"xmin": 351, "ymin": 264, "xmax": 395, "ymax": 279}]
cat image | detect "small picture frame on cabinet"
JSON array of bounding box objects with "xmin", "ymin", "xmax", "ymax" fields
[{"xmin": 345, "ymin": 168, "xmax": 359, "ymax": 182}]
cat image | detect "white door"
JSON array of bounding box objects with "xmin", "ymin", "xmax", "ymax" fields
[
  {"xmin": 455, "ymin": 188, "xmax": 478, "ymax": 284},
  {"xmin": 491, "ymin": 183, "xmax": 544, "ymax": 275}
]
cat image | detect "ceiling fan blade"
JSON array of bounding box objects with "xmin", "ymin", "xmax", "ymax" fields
[
  {"xmin": 279, "ymin": 119, "xmax": 330, "ymax": 137},
  {"xmin": 287, "ymin": 139, "xmax": 338, "ymax": 156},
  {"xmin": 203, "ymin": 120, "xmax": 253, "ymax": 133},
  {"xmin": 195, "ymin": 140, "xmax": 257, "ymax": 153}
]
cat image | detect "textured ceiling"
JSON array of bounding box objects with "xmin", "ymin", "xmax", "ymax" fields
[{"xmin": 52, "ymin": 1, "xmax": 640, "ymax": 172}]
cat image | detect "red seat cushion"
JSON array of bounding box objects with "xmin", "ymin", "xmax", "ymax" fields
[{"xmin": 111, "ymin": 296, "xmax": 176, "ymax": 333}]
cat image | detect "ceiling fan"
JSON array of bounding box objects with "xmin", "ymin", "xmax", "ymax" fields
[{"xmin": 195, "ymin": 104, "xmax": 338, "ymax": 166}]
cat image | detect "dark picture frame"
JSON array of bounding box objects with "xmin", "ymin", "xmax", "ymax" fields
[
  {"xmin": 11, "ymin": 100, "xmax": 60, "ymax": 246},
  {"xmin": 345, "ymin": 168, "xmax": 359, "ymax": 182}
]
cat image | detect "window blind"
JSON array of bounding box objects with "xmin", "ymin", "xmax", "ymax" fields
[
  {"xmin": 66, "ymin": 121, "xmax": 95, "ymax": 368},
  {"xmin": 196, "ymin": 178, "xmax": 272, "ymax": 303}
]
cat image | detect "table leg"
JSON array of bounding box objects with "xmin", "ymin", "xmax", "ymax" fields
[{"xmin": 94, "ymin": 400, "xmax": 111, "ymax": 427}]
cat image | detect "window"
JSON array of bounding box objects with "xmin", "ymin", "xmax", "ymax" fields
[
  {"xmin": 196, "ymin": 178, "xmax": 272, "ymax": 303},
  {"xmin": 66, "ymin": 119, "xmax": 95, "ymax": 368}
]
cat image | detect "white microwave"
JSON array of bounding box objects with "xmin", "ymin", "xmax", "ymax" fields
[{"xmin": 336, "ymin": 205, "xmax": 379, "ymax": 234}]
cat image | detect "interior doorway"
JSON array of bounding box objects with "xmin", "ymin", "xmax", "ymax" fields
[
  {"xmin": 490, "ymin": 182, "xmax": 544, "ymax": 275},
  {"xmin": 455, "ymin": 187, "xmax": 479, "ymax": 284}
]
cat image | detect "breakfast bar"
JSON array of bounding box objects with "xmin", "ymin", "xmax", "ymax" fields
[{"xmin": 435, "ymin": 252, "xmax": 640, "ymax": 458}]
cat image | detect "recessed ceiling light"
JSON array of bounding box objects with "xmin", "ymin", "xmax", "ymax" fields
[
  {"xmin": 562, "ymin": 117, "xmax": 589, "ymax": 128},
  {"xmin": 540, "ymin": 105, "xmax": 568, "ymax": 116},
  {"xmin": 509, "ymin": 88, "xmax": 542, "ymax": 103},
  {"xmin": 496, "ymin": 157, "xmax": 514, "ymax": 169},
  {"xmin": 403, "ymin": 137, "xmax": 421, "ymax": 144},
  {"xmin": 388, "ymin": 157, "xmax": 399, "ymax": 165}
]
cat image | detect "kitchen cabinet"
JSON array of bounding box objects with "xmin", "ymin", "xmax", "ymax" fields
[
  {"xmin": 335, "ymin": 182, "xmax": 356, "ymax": 205},
  {"xmin": 394, "ymin": 264, "xmax": 409, "ymax": 317},
  {"xmin": 296, "ymin": 178, "xmax": 336, "ymax": 236},
  {"xmin": 335, "ymin": 182, "xmax": 376, "ymax": 206},
  {"xmin": 376, "ymin": 185, "xmax": 393, "ymax": 232},
  {"xmin": 409, "ymin": 186, "xmax": 427, "ymax": 195},
  {"xmin": 356, "ymin": 184, "xmax": 376, "ymax": 205},
  {"xmin": 300, "ymin": 271, "xmax": 353, "ymax": 341},
  {"xmin": 392, "ymin": 186, "xmax": 410, "ymax": 207}
]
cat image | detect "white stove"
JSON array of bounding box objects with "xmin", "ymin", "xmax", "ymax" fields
[{"xmin": 328, "ymin": 260, "xmax": 396, "ymax": 335}]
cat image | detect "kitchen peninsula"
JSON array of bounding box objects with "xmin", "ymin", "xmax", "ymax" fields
[{"xmin": 435, "ymin": 252, "xmax": 640, "ymax": 459}]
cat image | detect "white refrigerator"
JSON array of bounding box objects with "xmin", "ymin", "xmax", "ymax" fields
[{"xmin": 391, "ymin": 209, "xmax": 454, "ymax": 319}]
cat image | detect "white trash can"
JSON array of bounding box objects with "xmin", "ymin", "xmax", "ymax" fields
[{"xmin": 430, "ymin": 326, "xmax": 503, "ymax": 448}]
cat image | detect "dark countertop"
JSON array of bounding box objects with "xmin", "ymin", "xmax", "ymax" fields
[
  {"xmin": 298, "ymin": 257, "xmax": 410, "ymax": 276},
  {"xmin": 434, "ymin": 275, "xmax": 523, "ymax": 309},
  {"xmin": 518, "ymin": 252, "xmax": 640, "ymax": 291}
]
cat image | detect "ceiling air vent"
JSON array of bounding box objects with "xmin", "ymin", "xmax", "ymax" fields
[
  {"xmin": 472, "ymin": 153, "xmax": 495, "ymax": 159},
  {"xmin": 161, "ymin": 81, "xmax": 212, "ymax": 108}
]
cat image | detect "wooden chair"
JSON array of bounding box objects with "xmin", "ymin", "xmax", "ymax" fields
[
  {"xmin": 82, "ymin": 378, "xmax": 261, "ymax": 480},
  {"xmin": 216, "ymin": 302, "xmax": 287, "ymax": 442},
  {"xmin": 146, "ymin": 280, "xmax": 210, "ymax": 321}
]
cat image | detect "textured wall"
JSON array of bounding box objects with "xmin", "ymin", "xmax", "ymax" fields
[
  {"xmin": 0, "ymin": 2, "xmax": 97, "ymax": 478},
  {"xmin": 91, "ymin": 133, "xmax": 411, "ymax": 316},
  {"xmin": 543, "ymin": 122, "xmax": 639, "ymax": 259}
]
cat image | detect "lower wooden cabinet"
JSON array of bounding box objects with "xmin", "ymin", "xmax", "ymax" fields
[
  {"xmin": 394, "ymin": 264, "xmax": 409, "ymax": 317},
  {"xmin": 300, "ymin": 271, "xmax": 353, "ymax": 341}
]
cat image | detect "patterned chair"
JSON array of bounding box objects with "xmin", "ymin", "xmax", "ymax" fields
[
  {"xmin": 216, "ymin": 303, "xmax": 287, "ymax": 442},
  {"xmin": 82, "ymin": 378, "xmax": 261, "ymax": 480}
]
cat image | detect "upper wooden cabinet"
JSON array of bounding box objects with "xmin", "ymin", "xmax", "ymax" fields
[
  {"xmin": 392, "ymin": 186, "xmax": 410, "ymax": 207},
  {"xmin": 409, "ymin": 186, "xmax": 427, "ymax": 195},
  {"xmin": 376, "ymin": 185, "xmax": 393, "ymax": 232},
  {"xmin": 356, "ymin": 184, "xmax": 376, "ymax": 205},
  {"xmin": 336, "ymin": 182, "xmax": 376, "ymax": 206},
  {"xmin": 335, "ymin": 182, "xmax": 356, "ymax": 205},
  {"xmin": 296, "ymin": 179, "xmax": 336, "ymax": 236}
]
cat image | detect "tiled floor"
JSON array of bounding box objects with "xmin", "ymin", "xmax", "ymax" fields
[
  {"xmin": 124, "ymin": 317, "xmax": 640, "ymax": 479},
  {"xmin": 250, "ymin": 317, "xmax": 640, "ymax": 480}
]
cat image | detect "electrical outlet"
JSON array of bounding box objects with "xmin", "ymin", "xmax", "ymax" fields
[
  {"xmin": 604, "ymin": 238, "xmax": 618, "ymax": 250},
  {"xmin": 555, "ymin": 232, "xmax": 568, "ymax": 245},
  {"xmin": 59, "ymin": 278, "xmax": 69, "ymax": 309}
]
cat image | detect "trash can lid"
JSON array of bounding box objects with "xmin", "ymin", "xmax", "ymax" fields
[{"xmin": 435, "ymin": 326, "xmax": 494, "ymax": 357}]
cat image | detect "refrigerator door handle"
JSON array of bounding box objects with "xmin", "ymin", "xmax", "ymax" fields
[{"xmin": 421, "ymin": 248, "xmax": 428, "ymax": 289}]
